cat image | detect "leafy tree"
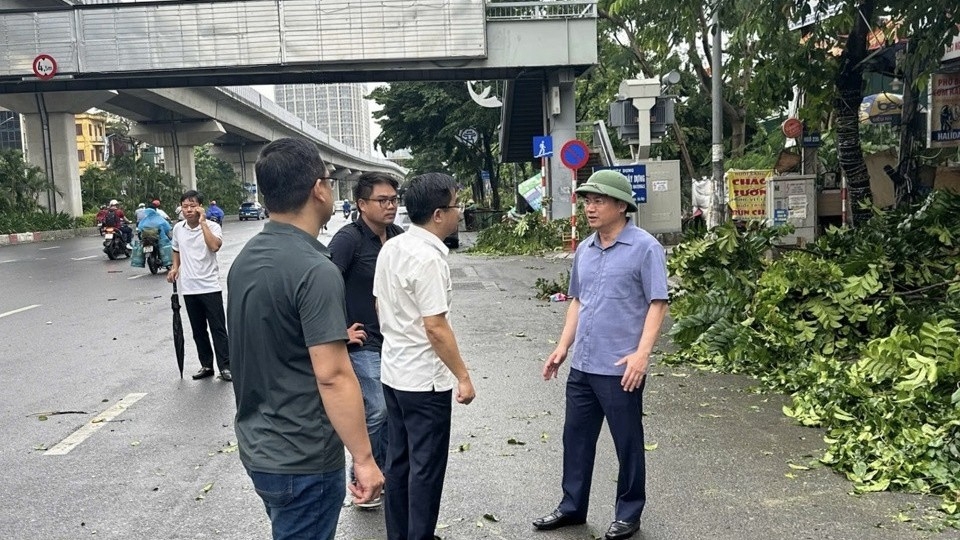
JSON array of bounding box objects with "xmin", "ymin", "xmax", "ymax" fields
[
  {"xmin": 80, "ymin": 153, "xmax": 181, "ymax": 212},
  {"xmin": 0, "ymin": 149, "xmax": 51, "ymax": 213},
  {"xmin": 760, "ymin": 1, "xmax": 960, "ymax": 224},
  {"xmin": 369, "ymin": 82, "xmax": 505, "ymax": 208},
  {"xmin": 195, "ymin": 145, "xmax": 244, "ymax": 213}
]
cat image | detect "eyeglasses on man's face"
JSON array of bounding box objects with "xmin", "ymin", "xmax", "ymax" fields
[
  {"xmin": 582, "ymin": 196, "xmax": 611, "ymax": 207},
  {"xmin": 362, "ymin": 196, "xmax": 399, "ymax": 208}
]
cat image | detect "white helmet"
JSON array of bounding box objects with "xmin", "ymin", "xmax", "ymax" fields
[
  {"xmin": 109, "ymin": 199, "xmax": 118, "ymax": 206},
  {"xmin": 138, "ymin": 203, "xmax": 145, "ymax": 208}
]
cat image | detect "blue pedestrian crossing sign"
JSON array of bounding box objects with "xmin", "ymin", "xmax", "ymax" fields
[{"xmin": 533, "ymin": 136, "xmax": 553, "ymax": 158}]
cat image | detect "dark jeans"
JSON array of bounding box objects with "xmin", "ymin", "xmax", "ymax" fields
[
  {"xmin": 182, "ymin": 291, "xmax": 229, "ymax": 372},
  {"xmin": 383, "ymin": 385, "xmax": 451, "ymax": 540},
  {"xmin": 558, "ymin": 368, "xmax": 647, "ymax": 523},
  {"xmin": 247, "ymin": 468, "xmax": 344, "ymax": 540}
]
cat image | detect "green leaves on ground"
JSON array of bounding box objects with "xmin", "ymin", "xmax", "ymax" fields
[{"xmin": 667, "ymin": 190, "xmax": 960, "ymax": 517}]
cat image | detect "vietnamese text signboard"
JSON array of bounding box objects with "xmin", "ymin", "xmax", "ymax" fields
[
  {"xmin": 727, "ymin": 169, "xmax": 773, "ymax": 219},
  {"xmin": 932, "ymin": 72, "xmax": 960, "ymax": 148}
]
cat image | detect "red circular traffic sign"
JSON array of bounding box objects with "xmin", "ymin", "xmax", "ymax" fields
[
  {"xmin": 560, "ymin": 140, "xmax": 590, "ymax": 170},
  {"xmin": 782, "ymin": 117, "xmax": 802, "ymax": 139},
  {"xmin": 32, "ymin": 54, "xmax": 57, "ymax": 80}
]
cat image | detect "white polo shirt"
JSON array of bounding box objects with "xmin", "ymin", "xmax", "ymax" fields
[
  {"xmin": 374, "ymin": 225, "xmax": 455, "ymax": 392},
  {"xmin": 171, "ymin": 220, "xmax": 223, "ymax": 295}
]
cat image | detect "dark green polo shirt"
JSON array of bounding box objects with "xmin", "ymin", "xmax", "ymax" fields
[{"xmin": 227, "ymin": 221, "xmax": 349, "ymax": 474}]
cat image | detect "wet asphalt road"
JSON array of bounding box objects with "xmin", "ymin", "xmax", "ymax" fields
[{"xmin": 0, "ymin": 215, "xmax": 953, "ymax": 540}]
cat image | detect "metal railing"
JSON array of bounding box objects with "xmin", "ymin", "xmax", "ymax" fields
[{"xmin": 485, "ymin": 0, "xmax": 596, "ymax": 21}]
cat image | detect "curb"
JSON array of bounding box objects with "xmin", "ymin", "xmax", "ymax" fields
[{"xmin": 0, "ymin": 227, "xmax": 100, "ymax": 247}]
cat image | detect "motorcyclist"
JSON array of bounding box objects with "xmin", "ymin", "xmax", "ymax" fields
[
  {"xmin": 103, "ymin": 199, "xmax": 133, "ymax": 248},
  {"xmin": 136, "ymin": 206, "xmax": 173, "ymax": 240},
  {"xmin": 205, "ymin": 200, "xmax": 225, "ymax": 224},
  {"xmin": 135, "ymin": 203, "xmax": 147, "ymax": 223},
  {"xmin": 95, "ymin": 204, "xmax": 108, "ymax": 236},
  {"xmin": 343, "ymin": 199, "xmax": 351, "ymax": 218},
  {"xmin": 151, "ymin": 199, "xmax": 171, "ymax": 221}
]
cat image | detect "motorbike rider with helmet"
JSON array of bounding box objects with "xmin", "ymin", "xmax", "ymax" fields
[
  {"xmin": 151, "ymin": 199, "xmax": 171, "ymax": 222},
  {"xmin": 103, "ymin": 199, "xmax": 133, "ymax": 248},
  {"xmin": 204, "ymin": 200, "xmax": 225, "ymax": 224},
  {"xmin": 137, "ymin": 206, "xmax": 173, "ymax": 239}
]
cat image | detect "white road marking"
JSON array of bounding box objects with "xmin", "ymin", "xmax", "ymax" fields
[
  {"xmin": 43, "ymin": 393, "xmax": 147, "ymax": 456},
  {"xmin": 127, "ymin": 273, "xmax": 148, "ymax": 280},
  {"xmin": 38, "ymin": 246, "xmax": 60, "ymax": 251},
  {"xmin": 0, "ymin": 259, "xmax": 17, "ymax": 264},
  {"xmin": 0, "ymin": 304, "xmax": 40, "ymax": 319},
  {"xmin": 71, "ymin": 255, "xmax": 99, "ymax": 261}
]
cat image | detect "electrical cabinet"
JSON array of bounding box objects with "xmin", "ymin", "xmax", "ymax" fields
[
  {"xmin": 634, "ymin": 159, "xmax": 681, "ymax": 235},
  {"xmin": 766, "ymin": 174, "xmax": 817, "ymax": 245}
]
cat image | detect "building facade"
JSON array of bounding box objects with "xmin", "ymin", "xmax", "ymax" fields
[
  {"xmin": 75, "ymin": 112, "xmax": 107, "ymax": 171},
  {"xmin": 274, "ymin": 84, "xmax": 372, "ymax": 154},
  {"xmin": 0, "ymin": 109, "xmax": 23, "ymax": 153}
]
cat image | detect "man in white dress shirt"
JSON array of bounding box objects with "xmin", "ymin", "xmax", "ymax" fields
[{"xmin": 373, "ymin": 172, "xmax": 476, "ymax": 540}]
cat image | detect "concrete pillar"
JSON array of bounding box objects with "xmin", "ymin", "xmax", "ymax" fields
[
  {"xmin": 546, "ymin": 69, "xmax": 577, "ymax": 220},
  {"xmin": 0, "ymin": 91, "xmax": 116, "ymax": 216},
  {"xmin": 209, "ymin": 143, "xmax": 265, "ymax": 202},
  {"xmin": 129, "ymin": 120, "xmax": 226, "ymax": 191},
  {"xmin": 330, "ymin": 167, "xmax": 355, "ymax": 201}
]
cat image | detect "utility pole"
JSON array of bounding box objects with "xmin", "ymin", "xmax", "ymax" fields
[{"xmin": 710, "ymin": 2, "xmax": 724, "ymax": 227}]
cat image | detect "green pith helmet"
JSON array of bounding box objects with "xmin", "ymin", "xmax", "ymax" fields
[{"xmin": 575, "ymin": 169, "xmax": 638, "ymax": 212}]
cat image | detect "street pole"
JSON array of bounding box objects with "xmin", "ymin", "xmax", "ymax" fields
[{"xmin": 710, "ymin": 2, "xmax": 724, "ymax": 227}]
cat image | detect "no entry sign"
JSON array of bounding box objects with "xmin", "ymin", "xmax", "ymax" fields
[{"xmin": 560, "ymin": 140, "xmax": 590, "ymax": 170}]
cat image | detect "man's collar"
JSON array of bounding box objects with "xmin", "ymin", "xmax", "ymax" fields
[
  {"xmin": 263, "ymin": 221, "xmax": 328, "ymax": 254},
  {"xmin": 408, "ymin": 225, "xmax": 449, "ymax": 255}
]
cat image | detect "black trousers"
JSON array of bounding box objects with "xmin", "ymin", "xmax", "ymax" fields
[
  {"xmin": 383, "ymin": 384, "xmax": 452, "ymax": 540},
  {"xmin": 558, "ymin": 368, "xmax": 646, "ymax": 523},
  {"xmin": 182, "ymin": 291, "xmax": 229, "ymax": 372}
]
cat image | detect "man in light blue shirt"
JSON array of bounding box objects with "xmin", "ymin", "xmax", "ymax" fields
[{"xmin": 535, "ymin": 169, "xmax": 668, "ymax": 540}]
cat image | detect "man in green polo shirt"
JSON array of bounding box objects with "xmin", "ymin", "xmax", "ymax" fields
[{"xmin": 227, "ymin": 137, "xmax": 384, "ymax": 540}]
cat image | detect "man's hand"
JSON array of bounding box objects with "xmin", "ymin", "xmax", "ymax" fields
[
  {"xmin": 197, "ymin": 207, "xmax": 206, "ymax": 224},
  {"xmin": 614, "ymin": 351, "xmax": 649, "ymax": 392},
  {"xmin": 346, "ymin": 323, "xmax": 367, "ymax": 345},
  {"xmin": 166, "ymin": 267, "xmax": 179, "ymax": 283},
  {"xmin": 542, "ymin": 347, "xmax": 567, "ymax": 380},
  {"xmin": 456, "ymin": 376, "xmax": 476, "ymax": 405},
  {"xmin": 348, "ymin": 458, "xmax": 384, "ymax": 505}
]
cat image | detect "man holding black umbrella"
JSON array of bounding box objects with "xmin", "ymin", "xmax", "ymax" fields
[
  {"xmin": 228, "ymin": 138, "xmax": 383, "ymax": 539},
  {"xmin": 166, "ymin": 190, "xmax": 230, "ymax": 382}
]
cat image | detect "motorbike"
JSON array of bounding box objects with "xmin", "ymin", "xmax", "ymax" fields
[
  {"xmin": 102, "ymin": 226, "xmax": 131, "ymax": 260},
  {"xmin": 141, "ymin": 233, "xmax": 168, "ymax": 274}
]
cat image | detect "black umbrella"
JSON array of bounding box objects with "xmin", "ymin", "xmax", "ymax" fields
[{"xmin": 171, "ymin": 281, "xmax": 185, "ymax": 378}]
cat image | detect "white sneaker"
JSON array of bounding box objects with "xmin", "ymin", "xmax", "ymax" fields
[{"xmin": 354, "ymin": 494, "xmax": 383, "ymax": 509}]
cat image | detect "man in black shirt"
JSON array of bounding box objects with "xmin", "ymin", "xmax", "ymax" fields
[{"xmin": 329, "ymin": 171, "xmax": 404, "ymax": 509}]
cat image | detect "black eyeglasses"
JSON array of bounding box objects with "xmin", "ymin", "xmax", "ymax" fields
[{"xmin": 361, "ymin": 197, "xmax": 399, "ymax": 208}]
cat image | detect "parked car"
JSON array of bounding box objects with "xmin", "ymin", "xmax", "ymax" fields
[
  {"xmin": 395, "ymin": 206, "xmax": 460, "ymax": 249},
  {"xmin": 239, "ymin": 201, "xmax": 267, "ymax": 221}
]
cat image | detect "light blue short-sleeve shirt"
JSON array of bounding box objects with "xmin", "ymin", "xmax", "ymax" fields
[{"xmin": 568, "ymin": 222, "xmax": 669, "ymax": 376}]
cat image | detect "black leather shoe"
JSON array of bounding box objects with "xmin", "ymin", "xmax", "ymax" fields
[
  {"xmin": 532, "ymin": 509, "xmax": 586, "ymax": 531},
  {"xmin": 191, "ymin": 368, "xmax": 214, "ymax": 380},
  {"xmin": 605, "ymin": 520, "xmax": 641, "ymax": 540}
]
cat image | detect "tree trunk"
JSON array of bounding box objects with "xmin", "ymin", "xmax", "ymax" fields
[
  {"xmin": 729, "ymin": 113, "xmax": 747, "ymax": 158},
  {"xmin": 483, "ymin": 133, "xmax": 501, "ymax": 210},
  {"xmin": 671, "ymin": 122, "xmax": 698, "ymax": 181},
  {"xmin": 835, "ymin": 0, "xmax": 876, "ymax": 227}
]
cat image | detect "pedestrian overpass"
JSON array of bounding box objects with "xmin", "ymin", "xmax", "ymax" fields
[{"xmin": 0, "ymin": 0, "xmax": 598, "ymax": 217}]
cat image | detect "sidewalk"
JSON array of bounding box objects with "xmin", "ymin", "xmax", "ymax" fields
[
  {"xmin": 0, "ymin": 226, "xmax": 99, "ymax": 247},
  {"xmin": 334, "ymin": 250, "xmax": 950, "ymax": 540}
]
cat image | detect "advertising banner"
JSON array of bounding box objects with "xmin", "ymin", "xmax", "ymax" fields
[
  {"xmin": 726, "ymin": 169, "xmax": 773, "ymax": 220},
  {"xmin": 931, "ymin": 72, "xmax": 960, "ymax": 148}
]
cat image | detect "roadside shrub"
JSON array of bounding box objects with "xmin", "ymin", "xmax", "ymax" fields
[{"xmin": 0, "ymin": 211, "xmax": 81, "ymax": 235}]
